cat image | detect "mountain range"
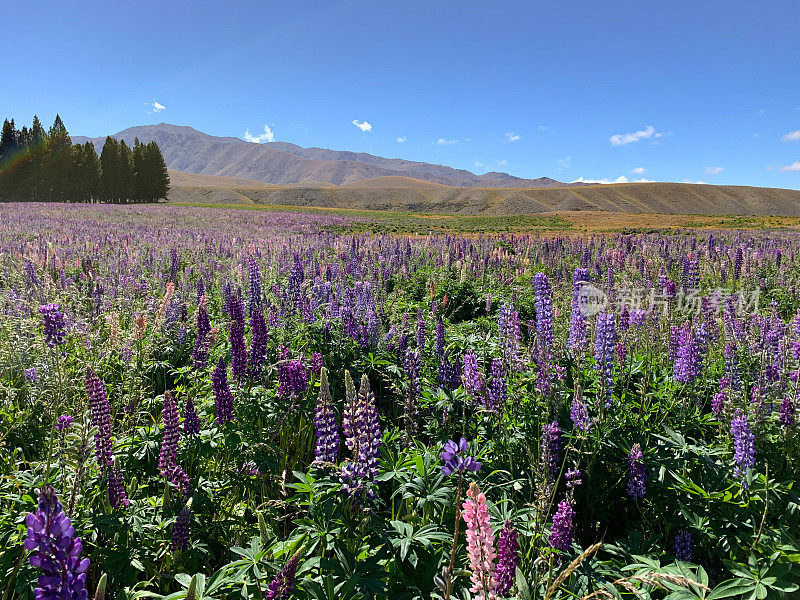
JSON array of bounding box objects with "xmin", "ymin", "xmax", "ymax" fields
[{"xmin": 71, "ymin": 123, "xmax": 584, "ymax": 188}]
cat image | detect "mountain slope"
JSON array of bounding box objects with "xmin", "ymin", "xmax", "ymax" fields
[{"xmin": 72, "ymin": 123, "xmax": 584, "ymax": 188}]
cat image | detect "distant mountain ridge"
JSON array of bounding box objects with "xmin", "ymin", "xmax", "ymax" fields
[{"xmin": 71, "ymin": 123, "xmax": 584, "ymax": 188}]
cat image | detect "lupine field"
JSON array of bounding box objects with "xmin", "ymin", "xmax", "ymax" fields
[{"xmin": 4, "ymin": 202, "xmax": 800, "ymax": 600}]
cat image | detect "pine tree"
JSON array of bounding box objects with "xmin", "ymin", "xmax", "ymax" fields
[
  {"xmin": 27, "ymin": 116, "xmax": 47, "ymax": 201},
  {"xmin": 100, "ymin": 136, "xmax": 120, "ymax": 202},
  {"xmin": 83, "ymin": 142, "xmax": 101, "ymax": 202},
  {"xmin": 0, "ymin": 119, "xmax": 18, "ymax": 200},
  {"xmin": 118, "ymin": 140, "xmax": 134, "ymax": 203},
  {"xmin": 148, "ymin": 140, "xmax": 170, "ymax": 201},
  {"xmin": 45, "ymin": 114, "xmax": 74, "ymax": 202},
  {"xmin": 132, "ymin": 138, "xmax": 148, "ymax": 202}
]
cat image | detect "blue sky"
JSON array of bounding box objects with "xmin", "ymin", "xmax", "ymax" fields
[{"xmin": 2, "ymin": 0, "xmax": 799, "ymax": 187}]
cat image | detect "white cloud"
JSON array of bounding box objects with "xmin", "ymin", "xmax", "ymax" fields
[
  {"xmin": 610, "ymin": 125, "xmax": 662, "ymax": 146},
  {"xmin": 779, "ymin": 161, "xmax": 800, "ymax": 172},
  {"xmin": 396, "ymin": 136, "xmax": 407, "ymax": 143},
  {"xmin": 631, "ymin": 166, "xmax": 646, "ymax": 174},
  {"xmin": 436, "ymin": 138, "xmax": 458, "ymax": 145},
  {"xmin": 558, "ymin": 156, "xmax": 571, "ymax": 169},
  {"xmin": 496, "ymin": 159, "xmax": 508, "ymax": 167},
  {"xmin": 505, "ymin": 132, "xmax": 521, "ymax": 142},
  {"xmin": 782, "ymin": 130, "xmax": 800, "ymax": 141},
  {"xmin": 243, "ymin": 124, "xmax": 275, "ymax": 144},
  {"xmin": 352, "ymin": 119, "xmax": 372, "ymax": 132},
  {"xmin": 538, "ymin": 125, "xmax": 548, "ymax": 132},
  {"xmin": 682, "ymin": 180, "xmax": 708, "ymax": 184},
  {"xmin": 474, "ymin": 160, "xmax": 485, "ymax": 168},
  {"xmin": 573, "ymin": 175, "xmax": 655, "ymax": 184},
  {"xmin": 152, "ymin": 101, "xmax": 166, "ymax": 113},
  {"xmin": 705, "ymin": 166, "xmax": 724, "ymax": 175}
]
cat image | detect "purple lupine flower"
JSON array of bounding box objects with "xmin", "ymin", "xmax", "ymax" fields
[
  {"xmin": 166, "ymin": 464, "xmax": 191, "ymax": 498},
  {"xmin": 227, "ymin": 294, "xmax": 247, "ymax": 380},
  {"xmin": 570, "ymin": 392, "xmax": 590, "ymax": 432},
  {"xmin": 566, "ymin": 468, "xmax": 582, "ymax": 489},
  {"xmin": 415, "ymin": 307, "xmax": 425, "ymax": 355},
  {"xmin": 25, "ymin": 367, "xmax": 39, "ymax": 383},
  {"xmin": 85, "ymin": 367, "xmax": 113, "ymax": 471},
  {"xmin": 731, "ymin": 410, "xmax": 755, "ymax": 487},
  {"xmin": 248, "ymin": 306, "xmax": 269, "ymax": 377},
  {"xmin": 264, "ymin": 548, "xmax": 303, "ymax": 600},
  {"xmin": 594, "ymin": 312, "xmax": 616, "ymax": 408},
  {"xmin": 568, "ymin": 268, "xmax": 590, "ymax": 353},
  {"xmin": 24, "ymin": 486, "xmax": 90, "ymax": 600},
  {"xmin": 212, "ymin": 358, "xmax": 235, "ymax": 425},
  {"xmin": 487, "ymin": 358, "xmax": 507, "ymax": 411},
  {"xmin": 158, "ymin": 391, "xmax": 179, "ymax": 475},
  {"xmin": 247, "ymin": 256, "xmax": 262, "ymax": 315},
  {"xmin": 440, "ymin": 438, "xmax": 481, "ymax": 476},
  {"xmin": 311, "ymin": 352, "xmax": 323, "ymax": 377},
  {"xmin": 39, "ymin": 304, "xmax": 67, "ymax": 349},
  {"xmin": 674, "ymin": 529, "xmax": 693, "ymax": 562},
  {"xmin": 780, "ymin": 396, "xmax": 796, "ymax": 428},
  {"xmin": 542, "ymin": 421, "xmax": 561, "ymax": 482},
  {"xmin": 533, "ymin": 272, "xmax": 554, "ymax": 348},
  {"xmin": 192, "ymin": 299, "xmax": 211, "ymax": 369},
  {"xmin": 313, "ymin": 368, "xmax": 339, "ymax": 465},
  {"xmin": 495, "ymin": 521, "xmax": 520, "ymax": 597},
  {"xmin": 108, "ymin": 462, "xmax": 131, "ymax": 509},
  {"xmin": 277, "ymin": 348, "xmax": 309, "ymax": 399},
  {"xmin": 403, "ymin": 349, "xmax": 420, "ymax": 436},
  {"xmin": 55, "ymin": 415, "xmax": 74, "ymax": 431},
  {"xmin": 549, "ymin": 500, "xmax": 575, "ymax": 552},
  {"xmin": 171, "ymin": 504, "xmax": 191, "ymax": 551},
  {"xmin": 340, "ymin": 374, "xmax": 381, "ymax": 499},
  {"xmin": 712, "ymin": 389, "xmax": 727, "ymax": 419},
  {"xmin": 674, "ymin": 322, "xmax": 709, "ymax": 384},
  {"xmin": 627, "ymin": 443, "xmax": 647, "ymax": 499},
  {"xmin": 182, "ymin": 396, "xmax": 201, "ymax": 435}
]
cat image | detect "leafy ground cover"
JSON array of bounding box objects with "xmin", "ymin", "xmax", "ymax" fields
[{"xmin": 1, "ymin": 202, "xmax": 800, "ymax": 599}]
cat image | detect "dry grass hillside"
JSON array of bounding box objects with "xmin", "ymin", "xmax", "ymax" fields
[{"xmin": 166, "ymin": 171, "xmax": 800, "ymax": 217}]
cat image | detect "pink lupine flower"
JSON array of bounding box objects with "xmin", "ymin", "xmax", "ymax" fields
[{"xmin": 462, "ymin": 482, "xmax": 497, "ymax": 600}]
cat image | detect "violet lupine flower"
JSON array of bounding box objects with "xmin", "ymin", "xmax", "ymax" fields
[
  {"xmin": 568, "ymin": 268, "xmax": 590, "ymax": 353},
  {"xmin": 264, "ymin": 547, "xmax": 303, "ymax": 600},
  {"xmin": 108, "ymin": 462, "xmax": 131, "ymax": 509},
  {"xmin": 415, "ymin": 308, "xmax": 426, "ymax": 355},
  {"xmin": 182, "ymin": 396, "xmax": 201, "ymax": 435},
  {"xmin": 25, "ymin": 486, "xmax": 90, "ymax": 600},
  {"xmin": 25, "ymin": 367, "xmax": 39, "ymax": 383},
  {"xmin": 158, "ymin": 391, "xmax": 179, "ymax": 475},
  {"xmin": 211, "ymin": 358, "xmax": 235, "ymax": 425},
  {"xmin": 248, "ymin": 306, "xmax": 269, "ymax": 377},
  {"xmin": 462, "ymin": 483, "xmax": 497, "ymax": 600},
  {"xmin": 313, "ymin": 368, "xmax": 339, "ymax": 465},
  {"xmin": 192, "ymin": 298, "xmax": 211, "ymax": 369},
  {"xmin": 570, "ymin": 392, "xmax": 590, "ymax": 432},
  {"xmin": 39, "ymin": 304, "xmax": 67, "ymax": 349},
  {"xmin": 340, "ymin": 374, "xmax": 381, "ymax": 499},
  {"xmin": 627, "ymin": 443, "xmax": 647, "ymax": 500},
  {"xmin": 171, "ymin": 504, "xmax": 191, "ymax": 551},
  {"xmin": 533, "ymin": 272, "xmax": 554, "ymax": 349},
  {"xmin": 498, "ymin": 302, "xmax": 521, "ymax": 369},
  {"xmin": 542, "ymin": 421, "xmax": 562, "ymax": 483},
  {"xmin": 462, "ymin": 351, "xmax": 485, "ymax": 402},
  {"xmin": 712, "ymin": 389, "xmax": 727, "ymax": 420},
  {"xmin": 440, "ymin": 438, "xmax": 481, "ymax": 476},
  {"xmin": 566, "ymin": 468, "xmax": 582, "ymax": 489},
  {"xmin": 731, "ymin": 410, "xmax": 755, "ymax": 487},
  {"xmin": 780, "ymin": 396, "xmax": 796, "ymax": 428},
  {"xmin": 247, "ymin": 256, "xmax": 262, "ymax": 315},
  {"xmin": 674, "ymin": 323, "xmax": 709, "ymax": 384},
  {"xmin": 227, "ymin": 294, "xmax": 247, "ymax": 380},
  {"xmin": 487, "ymin": 358, "xmax": 507, "ymax": 411},
  {"xmin": 494, "ymin": 521, "xmax": 519, "ymax": 597},
  {"xmin": 549, "ymin": 500, "xmax": 576, "ymax": 552},
  {"xmin": 674, "ymin": 529, "xmax": 693, "ymax": 562},
  {"xmin": 594, "ymin": 312, "xmax": 616, "ymax": 408},
  {"xmin": 85, "ymin": 367, "xmax": 113, "ymax": 471}
]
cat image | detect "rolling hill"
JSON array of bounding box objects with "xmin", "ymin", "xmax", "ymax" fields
[{"xmin": 165, "ymin": 170, "xmax": 800, "ymax": 217}]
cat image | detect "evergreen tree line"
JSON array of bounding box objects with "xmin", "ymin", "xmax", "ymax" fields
[{"xmin": 0, "ymin": 114, "xmax": 170, "ymax": 203}]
